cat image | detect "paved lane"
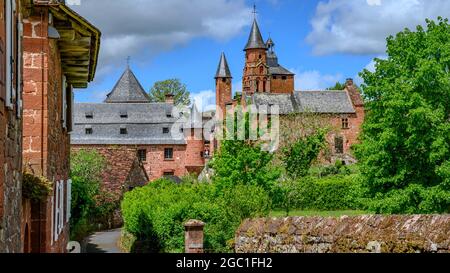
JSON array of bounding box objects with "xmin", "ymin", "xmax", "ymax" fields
[{"xmin": 85, "ymin": 228, "xmax": 123, "ymax": 253}]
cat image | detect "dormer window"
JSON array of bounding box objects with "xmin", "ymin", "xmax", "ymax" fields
[
  {"xmin": 120, "ymin": 111, "xmax": 128, "ymax": 118},
  {"xmin": 85, "ymin": 112, "xmax": 93, "ymax": 119}
]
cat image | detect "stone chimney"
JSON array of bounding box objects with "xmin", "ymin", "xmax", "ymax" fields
[
  {"xmin": 345, "ymin": 78, "xmax": 354, "ymax": 87},
  {"xmin": 344, "ymin": 78, "xmax": 364, "ymax": 107},
  {"xmin": 165, "ymin": 93, "xmax": 175, "ymax": 104},
  {"xmin": 184, "ymin": 219, "xmax": 205, "ymax": 253}
]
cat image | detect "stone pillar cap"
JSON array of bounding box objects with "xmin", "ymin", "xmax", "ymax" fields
[{"xmin": 184, "ymin": 219, "xmax": 205, "ymax": 227}]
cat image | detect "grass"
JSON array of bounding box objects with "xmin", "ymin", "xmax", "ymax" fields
[{"xmin": 269, "ymin": 210, "xmax": 369, "ymax": 218}]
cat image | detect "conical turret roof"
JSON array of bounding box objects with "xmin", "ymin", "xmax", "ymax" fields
[
  {"xmin": 215, "ymin": 52, "xmax": 232, "ymax": 78},
  {"xmin": 104, "ymin": 67, "xmax": 151, "ymax": 103},
  {"xmin": 244, "ymin": 19, "xmax": 267, "ymax": 50}
]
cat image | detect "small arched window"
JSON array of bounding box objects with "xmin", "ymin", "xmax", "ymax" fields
[{"xmin": 259, "ymin": 66, "xmax": 264, "ymax": 74}]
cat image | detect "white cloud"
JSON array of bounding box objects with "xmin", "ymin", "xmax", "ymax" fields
[
  {"xmin": 71, "ymin": 0, "xmax": 252, "ymax": 80},
  {"xmin": 367, "ymin": 0, "xmax": 381, "ymax": 6},
  {"xmin": 307, "ymin": 0, "xmax": 450, "ymax": 55},
  {"xmin": 191, "ymin": 90, "xmax": 216, "ymax": 112},
  {"xmin": 292, "ymin": 69, "xmax": 343, "ymax": 90},
  {"xmin": 355, "ymin": 55, "xmax": 386, "ymax": 85}
]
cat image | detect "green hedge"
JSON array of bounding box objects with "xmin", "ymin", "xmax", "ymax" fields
[
  {"xmin": 279, "ymin": 174, "xmax": 364, "ymax": 211},
  {"xmin": 121, "ymin": 179, "xmax": 270, "ymax": 253}
]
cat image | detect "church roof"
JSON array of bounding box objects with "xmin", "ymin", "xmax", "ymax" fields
[
  {"xmin": 215, "ymin": 53, "xmax": 232, "ymax": 78},
  {"xmin": 252, "ymin": 91, "xmax": 356, "ymax": 114},
  {"xmin": 104, "ymin": 67, "xmax": 151, "ymax": 103},
  {"xmin": 244, "ymin": 19, "xmax": 267, "ymax": 50},
  {"xmin": 269, "ymin": 65, "xmax": 295, "ymax": 76}
]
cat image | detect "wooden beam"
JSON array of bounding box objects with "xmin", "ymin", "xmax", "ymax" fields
[{"xmin": 58, "ymin": 29, "xmax": 76, "ymax": 41}]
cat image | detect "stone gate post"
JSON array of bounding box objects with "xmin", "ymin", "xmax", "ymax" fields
[{"xmin": 184, "ymin": 219, "xmax": 205, "ymax": 253}]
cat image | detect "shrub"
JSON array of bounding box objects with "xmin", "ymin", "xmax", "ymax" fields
[
  {"xmin": 273, "ymin": 174, "xmax": 364, "ymax": 212},
  {"xmin": 22, "ymin": 172, "xmax": 53, "ymax": 202},
  {"xmin": 121, "ymin": 179, "xmax": 270, "ymax": 253},
  {"xmin": 70, "ymin": 149, "xmax": 108, "ymax": 240}
]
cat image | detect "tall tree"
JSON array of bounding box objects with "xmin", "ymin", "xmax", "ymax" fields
[
  {"xmin": 326, "ymin": 82, "xmax": 346, "ymax": 91},
  {"xmin": 356, "ymin": 18, "xmax": 450, "ymax": 213},
  {"xmin": 149, "ymin": 79, "xmax": 191, "ymax": 105}
]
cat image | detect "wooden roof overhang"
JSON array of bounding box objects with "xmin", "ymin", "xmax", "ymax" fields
[{"xmin": 48, "ymin": 4, "xmax": 101, "ymax": 88}]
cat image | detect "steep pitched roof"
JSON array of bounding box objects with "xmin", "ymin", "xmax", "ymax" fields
[
  {"xmin": 252, "ymin": 91, "xmax": 356, "ymax": 114},
  {"xmin": 215, "ymin": 53, "xmax": 232, "ymax": 78},
  {"xmin": 294, "ymin": 91, "xmax": 356, "ymax": 113},
  {"xmin": 244, "ymin": 19, "xmax": 267, "ymax": 50},
  {"xmin": 104, "ymin": 67, "xmax": 151, "ymax": 103},
  {"xmin": 71, "ymin": 103, "xmax": 186, "ymax": 145}
]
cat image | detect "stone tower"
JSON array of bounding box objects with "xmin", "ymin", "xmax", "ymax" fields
[
  {"xmin": 243, "ymin": 19, "xmax": 269, "ymax": 95},
  {"xmin": 215, "ymin": 52, "xmax": 232, "ymax": 120}
]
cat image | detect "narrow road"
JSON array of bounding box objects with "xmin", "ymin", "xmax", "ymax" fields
[{"xmin": 85, "ymin": 228, "xmax": 123, "ymax": 253}]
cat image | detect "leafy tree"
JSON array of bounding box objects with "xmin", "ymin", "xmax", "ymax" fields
[
  {"xmin": 209, "ymin": 111, "xmax": 281, "ymax": 193},
  {"xmin": 326, "ymin": 82, "xmax": 346, "ymax": 90},
  {"xmin": 281, "ymin": 130, "xmax": 327, "ymax": 180},
  {"xmin": 356, "ymin": 18, "xmax": 450, "ymax": 213},
  {"xmin": 70, "ymin": 149, "xmax": 105, "ymax": 239},
  {"xmin": 149, "ymin": 79, "xmax": 191, "ymax": 105}
]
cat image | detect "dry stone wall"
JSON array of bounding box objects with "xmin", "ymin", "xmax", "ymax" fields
[{"xmin": 235, "ymin": 215, "xmax": 450, "ymax": 253}]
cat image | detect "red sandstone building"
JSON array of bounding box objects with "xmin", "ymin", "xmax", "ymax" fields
[
  {"xmin": 71, "ymin": 67, "xmax": 211, "ymax": 183},
  {"xmin": 0, "ymin": 0, "xmax": 25, "ymax": 253},
  {"xmin": 215, "ymin": 18, "xmax": 364, "ymax": 160},
  {"xmin": 21, "ymin": 0, "xmax": 100, "ymax": 253}
]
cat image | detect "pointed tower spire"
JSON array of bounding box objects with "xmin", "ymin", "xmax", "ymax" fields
[
  {"xmin": 244, "ymin": 19, "xmax": 267, "ymax": 51},
  {"xmin": 104, "ymin": 66, "xmax": 151, "ymax": 103},
  {"xmin": 215, "ymin": 52, "xmax": 232, "ymax": 79}
]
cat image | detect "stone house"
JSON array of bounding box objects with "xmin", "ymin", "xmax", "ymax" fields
[
  {"xmin": 71, "ymin": 66, "xmax": 212, "ymax": 187},
  {"xmin": 20, "ymin": 0, "xmax": 100, "ymax": 253},
  {"xmin": 0, "ymin": 0, "xmax": 26, "ymax": 253},
  {"xmin": 215, "ymin": 18, "xmax": 364, "ymax": 161}
]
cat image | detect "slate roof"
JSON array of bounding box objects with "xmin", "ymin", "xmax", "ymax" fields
[
  {"xmin": 266, "ymin": 40, "xmax": 294, "ymax": 76},
  {"xmin": 104, "ymin": 67, "xmax": 151, "ymax": 103},
  {"xmin": 244, "ymin": 19, "xmax": 267, "ymax": 50},
  {"xmin": 252, "ymin": 91, "xmax": 355, "ymax": 114},
  {"xmin": 269, "ymin": 65, "xmax": 295, "ymax": 76},
  {"xmin": 72, "ymin": 103, "xmax": 192, "ymax": 145},
  {"xmin": 215, "ymin": 53, "xmax": 232, "ymax": 78}
]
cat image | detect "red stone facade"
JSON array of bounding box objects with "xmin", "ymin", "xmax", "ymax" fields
[
  {"xmin": 72, "ymin": 146, "xmax": 148, "ymax": 195},
  {"xmin": 0, "ymin": 0, "xmax": 24, "ymax": 253},
  {"xmin": 242, "ymin": 49, "xmax": 294, "ymax": 95},
  {"xmin": 21, "ymin": 9, "xmax": 70, "ymax": 253},
  {"xmin": 216, "ymin": 20, "xmax": 365, "ymax": 161},
  {"xmin": 73, "ymin": 141, "xmax": 206, "ymax": 183}
]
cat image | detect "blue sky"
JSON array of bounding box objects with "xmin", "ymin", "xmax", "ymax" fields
[{"xmin": 71, "ymin": 0, "xmax": 450, "ymax": 111}]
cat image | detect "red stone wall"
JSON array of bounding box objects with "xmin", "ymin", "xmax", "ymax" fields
[
  {"xmin": 72, "ymin": 146, "xmax": 148, "ymax": 195},
  {"xmin": 22, "ymin": 10, "xmax": 70, "ymax": 253},
  {"xmin": 270, "ymin": 75, "xmax": 294, "ymax": 94},
  {"xmin": 215, "ymin": 77, "xmax": 232, "ymax": 120},
  {"xmin": 0, "ymin": 0, "xmax": 24, "ymax": 253},
  {"xmin": 72, "ymin": 143, "xmax": 205, "ymax": 182},
  {"xmin": 242, "ymin": 48, "xmax": 268, "ymax": 94},
  {"xmin": 185, "ymin": 128, "xmax": 205, "ymax": 171}
]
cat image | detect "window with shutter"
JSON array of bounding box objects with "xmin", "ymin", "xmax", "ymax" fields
[
  {"xmin": 54, "ymin": 181, "xmax": 60, "ymax": 242},
  {"xmin": 58, "ymin": 181, "xmax": 64, "ymax": 234},
  {"xmin": 66, "ymin": 179, "xmax": 72, "ymax": 223},
  {"xmin": 5, "ymin": 0, "xmax": 15, "ymax": 109},
  {"xmin": 16, "ymin": 16, "xmax": 23, "ymax": 117},
  {"xmin": 62, "ymin": 75, "xmax": 67, "ymax": 128}
]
